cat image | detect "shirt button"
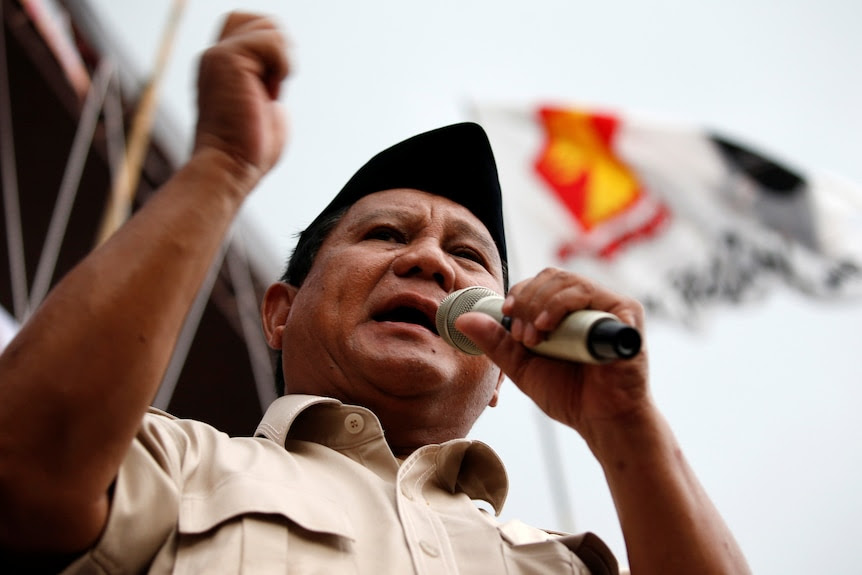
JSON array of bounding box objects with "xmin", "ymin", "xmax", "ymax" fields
[
  {"xmin": 344, "ymin": 413, "xmax": 365, "ymax": 434},
  {"xmin": 419, "ymin": 540, "xmax": 440, "ymax": 557}
]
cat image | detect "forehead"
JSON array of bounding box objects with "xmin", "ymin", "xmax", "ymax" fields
[{"xmin": 352, "ymin": 188, "xmax": 491, "ymax": 231}]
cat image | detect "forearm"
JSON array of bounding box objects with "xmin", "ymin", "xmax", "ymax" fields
[
  {"xmin": 0, "ymin": 148, "xmax": 251, "ymax": 550},
  {"xmin": 587, "ymin": 403, "xmax": 751, "ymax": 575},
  {"xmin": 457, "ymin": 268, "xmax": 749, "ymax": 572}
]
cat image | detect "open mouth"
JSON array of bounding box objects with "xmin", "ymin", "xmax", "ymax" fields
[{"xmin": 373, "ymin": 306, "xmax": 438, "ymax": 335}]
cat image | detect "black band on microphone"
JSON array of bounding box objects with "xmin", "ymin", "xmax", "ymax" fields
[
  {"xmin": 588, "ymin": 319, "xmax": 642, "ymax": 360},
  {"xmin": 502, "ymin": 313, "xmax": 640, "ymax": 361}
]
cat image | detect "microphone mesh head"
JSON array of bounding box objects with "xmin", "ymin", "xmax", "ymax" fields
[{"xmin": 436, "ymin": 286, "xmax": 499, "ymax": 355}]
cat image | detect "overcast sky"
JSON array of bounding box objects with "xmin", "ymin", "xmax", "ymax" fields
[{"xmin": 86, "ymin": 1, "xmax": 862, "ymax": 572}]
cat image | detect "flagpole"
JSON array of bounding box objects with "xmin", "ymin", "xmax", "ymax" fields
[
  {"xmin": 95, "ymin": 0, "xmax": 187, "ymax": 246},
  {"xmin": 498, "ymin": 154, "xmax": 579, "ymax": 534}
]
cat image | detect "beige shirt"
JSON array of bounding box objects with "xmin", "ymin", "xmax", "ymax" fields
[{"xmin": 64, "ymin": 395, "xmax": 618, "ymax": 574}]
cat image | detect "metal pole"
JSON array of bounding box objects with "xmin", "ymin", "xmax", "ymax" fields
[
  {"xmin": 226, "ymin": 229, "xmax": 277, "ymax": 412},
  {"xmin": 28, "ymin": 59, "xmax": 115, "ymax": 313},
  {"xmin": 152, "ymin": 238, "xmax": 228, "ymax": 410},
  {"xmin": 0, "ymin": 0, "xmax": 29, "ymax": 321},
  {"xmin": 95, "ymin": 0, "xmax": 187, "ymax": 246}
]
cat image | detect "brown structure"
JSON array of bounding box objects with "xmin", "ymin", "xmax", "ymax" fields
[{"xmin": 1, "ymin": 0, "xmax": 277, "ymax": 436}]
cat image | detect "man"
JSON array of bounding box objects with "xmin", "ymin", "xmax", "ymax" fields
[{"xmin": 0, "ymin": 12, "xmax": 750, "ymax": 574}]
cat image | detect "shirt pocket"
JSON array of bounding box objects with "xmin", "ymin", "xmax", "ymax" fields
[
  {"xmin": 501, "ymin": 539, "xmax": 592, "ymax": 575},
  {"xmin": 496, "ymin": 520, "xmax": 597, "ymax": 575},
  {"xmin": 173, "ymin": 476, "xmax": 358, "ymax": 575}
]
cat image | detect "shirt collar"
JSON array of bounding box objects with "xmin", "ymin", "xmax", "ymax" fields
[
  {"xmin": 254, "ymin": 394, "xmax": 342, "ymax": 446},
  {"xmin": 255, "ymin": 394, "xmax": 509, "ymax": 514},
  {"xmin": 432, "ymin": 439, "xmax": 509, "ymax": 515}
]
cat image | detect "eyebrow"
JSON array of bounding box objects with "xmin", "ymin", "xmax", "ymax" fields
[{"xmin": 349, "ymin": 208, "xmax": 401, "ymax": 229}]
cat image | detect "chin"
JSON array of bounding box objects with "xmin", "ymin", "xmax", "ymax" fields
[
  {"xmin": 377, "ymin": 351, "xmax": 450, "ymax": 377},
  {"xmin": 358, "ymin": 349, "xmax": 456, "ymax": 390},
  {"xmin": 349, "ymin": 328, "xmax": 481, "ymax": 390}
]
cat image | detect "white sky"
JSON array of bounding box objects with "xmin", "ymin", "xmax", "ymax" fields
[{"xmin": 87, "ymin": 1, "xmax": 862, "ymax": 572}]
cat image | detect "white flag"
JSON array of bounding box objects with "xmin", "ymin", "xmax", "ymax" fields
[{"xmin": 476, "ymin": 105, "xmax": 862, "ymax": 321}]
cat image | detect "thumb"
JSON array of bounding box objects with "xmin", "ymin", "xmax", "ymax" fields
[
  {"xmin": 454, "ymin": 312, "xmax": 530, "ymax": 376},
  {"xmin": 453, "ymin": 311, "xmax": 503, "ymax": 347}
]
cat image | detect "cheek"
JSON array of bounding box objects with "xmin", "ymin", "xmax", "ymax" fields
[
  {"xmin": 460, "ymin": 356, "xmax": 501, "ymax": 390},
  {"xmin": 311, "ymin": 247, "xmax": 387, "ymax": 290},
  {"xmin": 289, "ymin": 268, "xmax": 369, "ymax": 339},
  {"xmin": 456, "ymin": 360, "xmax": 503, "ymax": 416},
  {"xmin": 284, "ymin": 281, "xmax": 332, "ymax": 335}
]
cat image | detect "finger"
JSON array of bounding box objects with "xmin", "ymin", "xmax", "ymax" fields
[
  {"xmin": 208, "ymin": 28, "xmax": 291, "ymax": 99},
  {"xmin": 218, "ymin": 12, "xmax": 273, "ymax": 39},
  {"xmin": 505, "ymin": 268, "xmax": 583, "ymax": 317},
  {"xmin": 504, "ymin": 269, "xmax": 644, "ymax": 346},
  {"xmin": 213, "ymin": 13, "xmax": 291, "ymax": 89},
  {"xmin": 502, "ymin": 275, "xmax": 545, "ymax": 342},
  {"xmin": 504, "ymin": 269, "xmax": 592, "ymax": 346},
  {"xmin": 453, "ymin": 312, "xmax": 533, "ymax": 381}
]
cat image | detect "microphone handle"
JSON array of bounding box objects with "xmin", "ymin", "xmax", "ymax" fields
[{"xmin": 470, "ymin": 296, "xmax": 641, "ymax": 364}]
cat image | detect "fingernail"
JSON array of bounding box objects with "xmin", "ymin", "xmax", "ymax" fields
[
  {"xmin": 511, "ymin": 317, "xmax": 524, "ymax": 341},
  {"xmin": 503, "ymin": 295, "xmax": 514, "ymax": 313},
  {"xmin": 535, "ymin": 310, "xmax": 550, "ymax": 330},
  {"xmin": 524, "ymin": 323, "xmax": 539, "ymax": 347}
]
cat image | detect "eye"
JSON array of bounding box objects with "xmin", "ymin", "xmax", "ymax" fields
[
  {"xmin": 451, "ymin": 246, "xmax": 487, "ymax": 267},
  {"xmin": 365, "ymin": 226, "xmax": 406, "ymax": 243}
]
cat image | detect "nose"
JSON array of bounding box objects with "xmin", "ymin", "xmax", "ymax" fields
[{"xmin": 392, "ymin": 238, "xmax": 456, "ymax": 291}]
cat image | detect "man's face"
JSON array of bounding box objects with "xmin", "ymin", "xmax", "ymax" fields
[{"xmin": 270, "ymin": 189, "xmax": 506, "ymax": 445}]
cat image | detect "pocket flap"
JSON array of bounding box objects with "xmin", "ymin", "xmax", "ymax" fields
[{"xmin": 179, "ymin": 476, "xmax": 355, "ymax": 540}]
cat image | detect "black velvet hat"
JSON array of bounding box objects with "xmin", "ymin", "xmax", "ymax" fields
[{"xmin": 302, "ymin": 122, "xmax": 507, "ymax": 265}]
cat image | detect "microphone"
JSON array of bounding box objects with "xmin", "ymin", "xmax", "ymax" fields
[{"xmin": 436, "ymin": 286, "xmax": 642, "ymax": 364}]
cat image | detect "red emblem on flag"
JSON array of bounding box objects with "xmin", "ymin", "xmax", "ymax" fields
[{"xmin": 534, "ymin": 107, "xmax": 670, "ymax": 260}]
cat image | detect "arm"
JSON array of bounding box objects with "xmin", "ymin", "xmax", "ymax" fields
[
  {"xmin": 457, "ymin": 267, "xmax": 751, "ymax": 575},
  {"xmin": 0, "ymin": 13, "xmax": 289, "ymax": 554}
]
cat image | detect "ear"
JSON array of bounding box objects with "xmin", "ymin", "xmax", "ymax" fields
[
  {"xmin": 487, "ymin": 369, "xmax": 505, "ymax": 408},
  {"xmin": 261, "ymin": 282, "xmax": 298, "ymax": 350}
]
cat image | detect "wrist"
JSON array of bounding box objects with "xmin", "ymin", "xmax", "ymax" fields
[
  {"xmin": 187, "ymin": 144, "xmax": 263, "ymax": 203},
  {"xmin": 583, "ymin": 399, "xmax": 678, "ymax": 471}
]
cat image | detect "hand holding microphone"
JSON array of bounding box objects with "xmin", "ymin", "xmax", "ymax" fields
[{"xmin": 436, "ymin": 286, "xmax": 641, "ymax": 364}]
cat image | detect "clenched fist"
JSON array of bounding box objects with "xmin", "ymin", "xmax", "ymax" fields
[{"xmin": 193, "ymin": 13, "xmax": 290, "ymax": 192}]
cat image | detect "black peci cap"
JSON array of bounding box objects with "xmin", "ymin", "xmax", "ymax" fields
[{"xmin": 300, "ymin": 122, "xmax": 507, "ymax": 266}]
